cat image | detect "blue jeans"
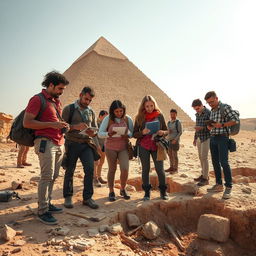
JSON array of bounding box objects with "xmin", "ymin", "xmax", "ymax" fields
[
  {"xmin": 63, "ymin": 142, "xmax": 94, "ymax": 200},
  {"xmin": 210, "ymin": 135, "xmax": 232, "ymax": 188},
  {"xmin": 139, "ymin": 145, "xmax": 166, "ymax": 187}
]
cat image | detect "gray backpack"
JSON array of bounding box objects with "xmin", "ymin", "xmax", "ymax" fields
[{"xmin": 220, "ymin": 103, "xmax": 240, "ymax": 136}]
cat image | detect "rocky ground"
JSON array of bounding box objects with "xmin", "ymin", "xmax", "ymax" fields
[{"xmin": 0, "ymin": 130, "xmax": 256, "ymax": 256}]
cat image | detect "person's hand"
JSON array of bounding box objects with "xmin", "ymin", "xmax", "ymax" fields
[
  {"xmin": 86, "ymin": 128, "xmax": 97, "ymax": 137},
  {"xmin": 212, "ymin": 122, "xmax": 222, "ymax": 128},
  {"xmin": 157, "ymin": 130, "xmax": 165, "ymax": 136},
  {"xmin": 75, "ymin": 122, "xmax": 88, "ymax": 131},
  {"xmin": 50, "ymin": 121, "xmax": 69, "ymax": 130},
  {"xmin": 207, "ymin": 125, "xmax": 213, "ymax": 130},
  {"xmin": 108, "ymin": 131, "xmax": 117, "ymax": 137},
  {"xmin": 142, "ymin": 128, "xmax": 150, "ymax": 135},
  {"xmin": 193, "ymin": 140, "xmax": 196, "ymax": 146}
]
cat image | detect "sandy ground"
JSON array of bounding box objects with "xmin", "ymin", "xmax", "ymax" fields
[{"xmin": 0, "ymin": 130, "xmax": 256, "ymax": 256}]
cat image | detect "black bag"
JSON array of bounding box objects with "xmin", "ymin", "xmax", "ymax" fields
[
  {"xmin": 0, "ymin": 191, "xmax": 20, "ymax": 202},
  {"xmin": 9, "ymin": 93, "xmax": 46, "ymax": 146},
  {"xmin": 228, "ymin": 138, "xmax": 236, "ymax": 152}
]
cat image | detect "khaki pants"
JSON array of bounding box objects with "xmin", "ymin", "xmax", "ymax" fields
[
  {"xmin": 196, "ymin": 138, "xmax": 210, "ymax": 179},
  {"xmin": 34, "ymin": 138, "xmax": 64, "ymax": 215},
  {"xmin": 105, "ymin": 148, "xmax": 129, "ymax": 189}
]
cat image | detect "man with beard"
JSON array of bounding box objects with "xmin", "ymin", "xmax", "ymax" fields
[
  {"xmin": 23, "ymin": 71, "xmax": 69, "ymax": 225},
  {"xmin": 62, "ymin": 87, "xmax": 99, "ymax": 210}
]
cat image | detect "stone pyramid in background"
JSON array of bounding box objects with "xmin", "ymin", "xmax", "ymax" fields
[{"xmin": 61, "ymin": 36, "xmax": 194, "ymax": 128}]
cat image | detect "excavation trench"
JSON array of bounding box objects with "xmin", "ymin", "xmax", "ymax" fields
[{"xmin": 113, "ymin": 167, "xmax": 256, "ymax": 255}]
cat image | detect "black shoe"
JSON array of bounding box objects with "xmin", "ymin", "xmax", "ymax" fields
[
  {"xmin": 142, "ymin": 184, "xmax": 151, "ymax": 201},
  {"xmin": 194, "ymin": 175, "xmax": 203, "ymax": 182},
  {"xmin": 83, "ymin": 198, "xmax": 99, "ymax": 209},
  {"xmin": 48, "ymin": 204, "xmax": 63, "ymax": 214},
  {"xmin": 120, "ymin": 189, "xmax": 130, "ymax": 200},
  {"xmin": 38, "ymin": 212, "xmax": 58, "ymax": 225},
  {"xmin": 64, "ymin": 197, "xmax": 73, "ymax": 209},
  {"xmin": 109, "ymin": 192, "xmax": 116, "ymax": 202}
]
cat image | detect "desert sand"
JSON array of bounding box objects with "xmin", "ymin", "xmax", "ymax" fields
[{"xmin": 0, "ymin": 130, "xmax": 256, "ymax": 256}]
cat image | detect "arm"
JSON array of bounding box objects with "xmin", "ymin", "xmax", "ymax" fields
[
  {"xmin": 133, "ymin": 120, "xmax": 144, "ymax": 139},
  {"xmin": 98, "ymin": 115, "xmax": 110, "ymax": 138},
  {"xmin": 127, "ymin": 115, "xmax": 134, "ymax": 138},
  {"xmin": 174, "ymin": 121, "xmax": 182, "ymax": 142},
  {"xmin": 157, "ymin": 114, "xmax": 168, "ymax": 136}
]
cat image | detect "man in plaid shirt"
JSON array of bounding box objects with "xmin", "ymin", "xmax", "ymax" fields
[
  {"xmin": 204, "ymin": 91, "xmax": 239, "ymax": 199},
  {"xmin": 192, "ymin": 99, "xmax": 211, "ymax": 186}
]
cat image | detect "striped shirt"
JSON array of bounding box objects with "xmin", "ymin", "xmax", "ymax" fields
[
  {"xmin": 194, "ymin": 106, "xmax": 211, "ymax": 142},
  {"xmin": 209, "ymin": 101, "xmax": 239, "ymax": 135}
]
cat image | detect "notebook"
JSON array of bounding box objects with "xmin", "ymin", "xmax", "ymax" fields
[{"xmin": 145, "ymin": 120, "xmax": 160, "ymax": 134}]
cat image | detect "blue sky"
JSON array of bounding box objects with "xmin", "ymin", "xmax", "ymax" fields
[{"xmin": 0, "ymin": 0, "xmax": 255, "ymax": 120}]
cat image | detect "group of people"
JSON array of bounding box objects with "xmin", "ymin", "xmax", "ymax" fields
[{"xmin": 22, "ymin": 71, "xmax": 239, "ymax": 225}]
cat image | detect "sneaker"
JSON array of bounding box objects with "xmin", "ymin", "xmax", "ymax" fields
[
  {"xmin": 48, "ymin": 204, "xmax": 63, "ymax": 214},
  {"xmin": 222, "ymin": 187, "xmax": 232, "ymax": 199},
  {"xmin": 207, "ymin": 184, "xmax": 224, "ymax": 192},
  {"xmin": 64, "ymin": 197, "xmax": 73, "ymax": 209},
  {"xmin": 22, "ymin": 162, "xmax": 32, "ymax": 166},
  {"xmin": 38, "ymin": 212, "xmax": 58, "ymax": 225},
  {"xmin": 197, "ymin": 178, "xmax": 209, "ymax": 186},
  {"xmin": 83, "ymin": 198, "xmax": 99, "ymax": 209},
  {"xmin": 93, "ymin": 178, "xmax": 102, "ymax": 187},
  {"xmin": 194, "ymin": 175, "xmax": 203, "ymax": 182},
  {"xmin": 109, "ymin": 192, "xmax": 116, "ymax": 202},
  {"xmin": 98, "ymin": 177, "xmax": 107, "ymax": 184},
  {"xmin": 120, "ymin": 189, "xmax": 130, "ymax": 200}
]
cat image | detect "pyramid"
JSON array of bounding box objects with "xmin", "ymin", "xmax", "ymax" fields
[{"xmin": 61, "ymin": 37, "xmax": 194, "ymax": 128}]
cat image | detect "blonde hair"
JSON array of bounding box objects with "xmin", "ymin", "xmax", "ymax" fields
[{"xmin": 135, "ymin": 95, "xmax": 161, "ymax": 126}]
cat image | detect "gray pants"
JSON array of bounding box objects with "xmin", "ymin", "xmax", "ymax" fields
[
  {"xmin": 196, "ymin": 138, "xmax": 210, "ymax": 179},
  {"xmin": 139, "ymin": 145, "xmax": 166, "ymax": 187},
  {"xmin": 34, "ymin": 138, "xmax": 64, "ymax": 215},
  {"xmin": 105, "ymin": 148, "xmax": 129, "ymax": 189}
]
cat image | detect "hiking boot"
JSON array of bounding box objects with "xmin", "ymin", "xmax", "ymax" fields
[
  {"xmin": 64, "ymin": 196, "xmax": 73, "ymax": 209},
  {"xmin": 38, "ymin": 212, "xmax": 58, "ymax": 225},
  {"xmin": 207, "ymin": 184, "xmax": 224, "ymax": 193},
  {"xmin": 120, "ymin": 189, "xmax": 130, "ymax": 200},
  {"xmin": 159, "ymin": 185, "xmax": 169, "ymax": 200},
  {"xmin": 83, "ymin": 198, "xmax": 99, "ymax": 209},
  {"xmin": 93, "ymin": 178, "xmax": 102, "ymax": 187},
  {"xmin": 98, "ymin": 177, "xmax": 107, "ymax": 184},
  {"xmin": 48, "ymin": 204, "xmax": 63, "ymax": 214},
  {"xmin": 197, "ymin": 178, "xmax": 209, "ymax": 186},
  {"xmin": 142, "ymin": 184, "xmax": 151, "ymax": 201},
  {"xmin": 165, "ymin": 167, "xmax": 173, "ymax": 173},
  {"xmin": 222, "ymin": 187, "xmax": 232, "ymax": 199},
  {"xmin": 109, "ymin": 192, "xmax": 116, "ymax": 202},
  {"xmin": 194, "ymin": 175, "xmax": 203, "ymax": 182}
]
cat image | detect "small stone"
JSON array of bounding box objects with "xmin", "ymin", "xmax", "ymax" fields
[
  {"xmin": 126, "ymin": 213, "xmax": 141, "ymax": 228},
  {"xmin": 87, "ymin": 228, "xmax": 99, "ymax": 237},
  {"xmin": 108, "ymin": 223, "xmax": 123, "ymax": 235},
  {"xmin": 11, "ymin": 248, "xmax": 21, "ymax": 254},
  {"xmin": 126, "ymin": 185, "xmax": 136, "ymax": 192},
  {"xmin": 1, "ymin": 225, "xmax": 16, "ymax": 241},
  {"xmin": 52, "ymin": 226, "xmax": 70, "ymax": 236},
  {"xmin": 99, "ymin": 225, "xmax": 109, "ymax": 233},
  {"xmin": 180, "ymin": 173, "xmax": 188, "ymax": 178},
  {"xmin": 142, "ymin": 221, "xmax": 161, "ymax": 240},
  {"xmin": 75, "ymin": 218, "xmax": 89, "ymax": 227},
  {"xmin": 30, "ymin": 176, "xmax": 40, "ymax": 182},
  {"xmin": 11, "ymin": 181, "xmax": 22, "ymax": 190},
  {"xmin": 242, "ymin": 187, "xmax": 252, "ymax": 194},
  {"xmin": 13, "ymin": 239, "xmax": 26, "ymax": 246}
]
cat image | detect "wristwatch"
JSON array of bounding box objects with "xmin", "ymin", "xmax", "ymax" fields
[{"xmin": 221, "ymin": 123, "xmax": 225, "ymax": 127}]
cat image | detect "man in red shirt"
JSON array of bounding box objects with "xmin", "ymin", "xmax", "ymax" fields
[{"xmin": 23, "ymin": 71, "xmax": 69, "ymax": 225}]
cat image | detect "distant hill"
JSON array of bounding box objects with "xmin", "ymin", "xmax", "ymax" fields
[{"xmin": 241, "ymin": 118, "xmax": 256, "ymax": 131}]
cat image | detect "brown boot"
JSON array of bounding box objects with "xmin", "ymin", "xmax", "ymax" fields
[{"xmin": 165, "ymin": 167, "xmax": 173, "ymax": 173}]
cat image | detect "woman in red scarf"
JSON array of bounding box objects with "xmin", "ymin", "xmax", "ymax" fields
[{"xmin": 133, "ymin": 95, "xmax": 169, "ymax": 200}]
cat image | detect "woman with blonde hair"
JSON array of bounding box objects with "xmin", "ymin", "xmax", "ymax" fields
[{"xmin": 133, "ymin": 95, "xmax": 169, "ymax": 200}]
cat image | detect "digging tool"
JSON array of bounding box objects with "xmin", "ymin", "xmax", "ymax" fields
[{"xmin": 165, "ymin": 223, "xmax": 185, "ymax": 252}]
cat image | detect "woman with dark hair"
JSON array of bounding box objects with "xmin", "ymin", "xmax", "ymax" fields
[
  {"xmin": 133, "ymin": 95, "xmax": 169, "ymax": 201},
  {"xmin": 98, "ymin": 100, "xmax": 133, "ymax": 201}
]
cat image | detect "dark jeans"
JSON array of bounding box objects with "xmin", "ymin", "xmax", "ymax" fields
[
  {"xmin": 139, "ymin": 145, "xmax": 166, "ymax": 187},
  {"xmin": 63, "ymin": 142, "xmax": 94, "ymax": 200},
  {"xmin": 210, "ymin": 135, "xmax": 232, "ymax": 188}
]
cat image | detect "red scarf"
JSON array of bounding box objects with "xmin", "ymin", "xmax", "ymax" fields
[{"xmin": 145, "ymin": 110, "xmax": 160, "ymax": 121}]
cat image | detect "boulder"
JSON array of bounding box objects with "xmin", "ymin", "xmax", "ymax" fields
[
  {"xmin": 197, "ymin": 214, "xmax": 230, "ymax": 242},
  {"xmin": 1, "ymin": 225, "xmax": 16, "ymax": 241},
  {"xmin": 126, "ymin": 213, "xmax": 141, "ymax": 228},
  {"xmin": 142, "ymin": 221, "xmax": 160, "ymax": 240}
]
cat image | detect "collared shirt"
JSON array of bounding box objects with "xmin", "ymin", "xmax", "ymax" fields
[
  {"xmin": 209, "ymin": 101, "xmax": 239, "ymax": 135},
  {"xmin": 194, "ymin": 106, "xmax": 211, "ymax": 142},
  {"xmin": 25, "ymin": 89, "xmax": 64, "ymax": 145}
]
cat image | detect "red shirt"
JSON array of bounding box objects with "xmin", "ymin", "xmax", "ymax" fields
[{"xmin": 25, "ymin": 89, "xmax": 64, "ymax": 145}]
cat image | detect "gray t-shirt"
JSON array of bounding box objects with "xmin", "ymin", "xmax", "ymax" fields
[{"xmin": 166, "ymin": 119, "xmax": 182, "ymax": 142}]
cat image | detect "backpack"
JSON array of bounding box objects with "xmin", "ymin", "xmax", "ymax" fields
[
  {"xmin": 9, "ymin": 93, "xmax": 47, "ymax": 146},
  {"xmin": 220, "ymin": 103, "xmax": 240, "ymax": 136}
]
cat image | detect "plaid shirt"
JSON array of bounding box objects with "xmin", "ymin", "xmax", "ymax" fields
[
  {"xmin": 194, "ymin": 106, "xmax": 211, "ymax": 142},
  {"xmin": 209, "ymin": 101, "xmax": 239, "ymax": 135}
]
